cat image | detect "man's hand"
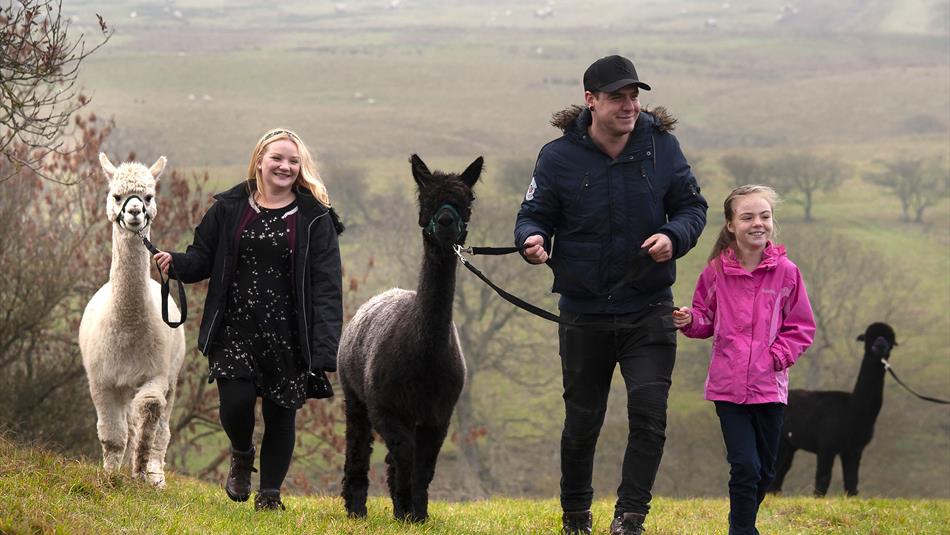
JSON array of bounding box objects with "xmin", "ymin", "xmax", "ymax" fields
[
  {"xmin": 641, "ymin": 233, "xmax": 673, "ymax": 262},
  {"xmin": 523, "ymin": 234, "xmax": 549, "ymax": 264}
]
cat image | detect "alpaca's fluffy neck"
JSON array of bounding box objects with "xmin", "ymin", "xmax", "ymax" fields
[
  {"xmin": 110, "ymin": 225, "xmax": 152, "ymax": 315},
  {"xmin": 411, "ymin": 241, "xmax": 457, "ymax": 346},
  {"xmin": 851, "ymin": 353, "xmax": 885, "ymax": 422}
]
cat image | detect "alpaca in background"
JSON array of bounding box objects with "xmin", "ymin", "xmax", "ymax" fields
[
  {"xmin": 769, "ymin": 322, "xmax": 897, "ymax": 496},
  {"xmin": 338, "ymin": 154, "xmax": 482, "ymax": 522},
  {"xmin": 78, "ymin": 153, "xmax": 186, "ymax": 488}
]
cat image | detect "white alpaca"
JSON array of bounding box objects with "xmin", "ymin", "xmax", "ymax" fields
[{"xmin": 78, "ymin": 153, "xmax": 186, "ymax": 488}]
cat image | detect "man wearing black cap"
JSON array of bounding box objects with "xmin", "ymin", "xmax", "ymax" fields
[{"xmin": 514, "ymin": 55, "xmax": 707, "ymax": 535}]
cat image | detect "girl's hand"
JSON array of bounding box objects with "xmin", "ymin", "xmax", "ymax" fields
[
  {"xmin": 672, "ymin": 306, "xmax": 692, "ymax": 328},
  {"xmin": 154, "ymin": 251, "xmax": 172, "ymax": 275}
]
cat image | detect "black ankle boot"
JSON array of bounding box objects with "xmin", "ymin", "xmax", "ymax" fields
[
  {"xmin": 225, "ymin": 446, "xmax": 257, "ymax": 502},
  {"xmin": 609, "ymin": 512, "xmax": 646, "ymax": 535},
  {"xmin": 254, "ymin": 488, "xmax": 286, "ymax": 511},
  {"xmin": 562, "ymin": 510, "xmax": 592, "ymax": 534}
]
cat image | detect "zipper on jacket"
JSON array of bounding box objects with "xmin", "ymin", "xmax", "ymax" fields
[
  {"xmin": 571, "ymin": 172, "xmax": 590, "ymax": 208},
  {"xmin": 641, "ymin": 137, "xmax": 657, "ymax": 207},
  {"xmin": 640, "ymin": 165, "xmax": 657, "ymax": 203},
  {"xmin": 300, "ymin": 211, "xmax": 329, "ymax": 373},
  {"xmin": 200, "ymin": 255, "xmax": 230, "ymax": 355},
  {"xmin": 201, "ymin": 309, "xmax": 220, "ymax": 354}
]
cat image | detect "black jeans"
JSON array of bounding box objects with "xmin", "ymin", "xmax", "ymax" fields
[
  {"xmin": 714, "ymin": 401, "xmax": 785, "ymax": 535},
  {"xmin": 217, "ymin": 378, "xmax": 298, "ymax": 491},
  {"xmin": 557, "ymin": 304, "xmax": 676, "ymax": 517}
]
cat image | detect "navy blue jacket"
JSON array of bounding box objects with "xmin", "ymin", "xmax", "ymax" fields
[
  {"xmin": 169, "ymin": 181, "xmax": 343, "ymax": 372},
  {"xmin": 514, "ymin": 106, "xmax": 707, "ymax": 314}
]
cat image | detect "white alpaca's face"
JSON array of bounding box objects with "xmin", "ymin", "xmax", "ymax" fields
[{"xmin": 105, "ymin": 165, "xmax": 159, "ymax": 232}]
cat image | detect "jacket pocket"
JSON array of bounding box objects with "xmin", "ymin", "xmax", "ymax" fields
[
  {"xmin": 551, "ymin": 240, "xmax": 604, "ymax": 296},
  {"xmin": 706, "ymin": 337, "xmax": 733, "ymax": 394},
  {"xmin": 560, "ymin": 171, "xmax": 602, "ymax": 221},
  {"xmin": 621, "ymin": 141, "xmax": 656, "ymax": 195}
]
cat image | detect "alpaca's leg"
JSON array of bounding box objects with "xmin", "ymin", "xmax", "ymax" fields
[
  {"xmin": 145, "ymin": 382, "xmax": 177, "ymax": 488},
  {"xmin": 342, "ymin": 396, "xmax": 374, "ymax": 518},
  {"xmin": 841, "ymin": 449, "xmax": 862, "ymax": 497},
  {"xmin": 130, "ymin": 381, "xmax": 167, "ymax": 482},
  {"xmin": 92, "ymin": 385, "xmax": 130, "ymax": 473},
  {"xmin": 408, "ymin": 422, "xmax": 450, "ymax": 522},
  {"xmin": 768, "ymin": 440, "xmax": 796, "ymax": 494},
  {"xmin": 384, "ymin": 451, "xmax": 404, "ymax": 518},
  {"xmin": 813, "ymin": 451, "xmax": 835, "ymax": 497},
  {"xmin": 378, "ymin": 416, "xmax": 415, "ymax": 521},
  {"xmin": 384, "ymin": 439, "xmax": 414, "ymax": 520}
]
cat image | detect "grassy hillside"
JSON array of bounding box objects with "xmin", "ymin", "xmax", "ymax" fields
[{"xmin": 2, "ymin": 437, "xmax": 949, "ymax": 534}]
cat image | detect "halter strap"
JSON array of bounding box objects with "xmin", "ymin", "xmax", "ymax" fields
[
  {"xmin": 423, "ymin": 203, "xmax": 468, "ymax": 246},
  {"xmin": 115, "ymin": 195, "xmax": 153, "ymax": 231}
]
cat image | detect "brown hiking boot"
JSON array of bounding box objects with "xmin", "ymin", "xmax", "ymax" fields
[
  {"xmin": 225, "ymin": 446, "xmax": 257, "ymax": 502},
  {"xmin": 562, "ymin": 510, "xmax": 592, "ymax": 534},
  {"xmin": 609, "ymin": 512, "xmax": 646, "ymax": 535},
  {"xmin": 254, "ymin": 488, "xmax": 286, "ymax": 511}
]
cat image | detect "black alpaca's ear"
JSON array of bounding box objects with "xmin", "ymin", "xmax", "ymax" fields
[
  {"xmin": 410, "ymin": 154, "xmax": 432, "ymax": 188},
  {"xmin": 856, "ymin": 334, "xmax": 866, "ymax": 342},
  {"xmin": 460, "ymin": 156, "xmax": 484, "ymax": 188}
]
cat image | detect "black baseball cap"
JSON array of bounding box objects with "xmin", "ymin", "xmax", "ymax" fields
[{"xmin": 583, "ymin": 55, "xmax": 651, "ymax": 93}]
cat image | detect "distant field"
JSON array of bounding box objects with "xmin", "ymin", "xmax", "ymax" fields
[{"xmin": 72, "ymin": 1, "xmax": 949, "ymax": 168}]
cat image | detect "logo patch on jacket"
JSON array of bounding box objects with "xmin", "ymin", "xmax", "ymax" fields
[{"xmin": 525, "ymin": 177, "xmax": 537, "ymax": 201}]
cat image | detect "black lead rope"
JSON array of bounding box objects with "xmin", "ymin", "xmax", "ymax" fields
[
  {"xmin": 454, "ymin": 245, "xmax": 677, "ymax": 333},
  {"xmin": 882, "ymin": 359, "xmax": 950, "ymax": 404},
  {"xmin": 141, "ymin": 236, "xmax": 187, "ymax": 329}
]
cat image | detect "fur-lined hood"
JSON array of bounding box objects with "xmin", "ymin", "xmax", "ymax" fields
[{"xmin": 550, "ymin": 104, "xmax": 677, "ymax": 134}]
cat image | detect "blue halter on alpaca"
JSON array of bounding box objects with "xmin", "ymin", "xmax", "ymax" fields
[{"xmin": 423, "ymin": 203, "xmax": 468, "ymax": 246}]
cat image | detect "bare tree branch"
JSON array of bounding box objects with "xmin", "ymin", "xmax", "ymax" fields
[{"xmin": 0, "ymin": 0, "xmax": 111, "ymax": 182}]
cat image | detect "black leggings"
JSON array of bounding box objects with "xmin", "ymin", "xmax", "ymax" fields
[{"xmin": 217, "ymin": 378, "xmax": 297, "ymax": 490}]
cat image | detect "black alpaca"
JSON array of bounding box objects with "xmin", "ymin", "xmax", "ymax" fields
[
  {"xmin": 337, "ymin": 154, "xmax": 482, "ymax": 522},
  {"xmin": 769, "ymin": 322, "xmax": 897, "ymax": 497}
]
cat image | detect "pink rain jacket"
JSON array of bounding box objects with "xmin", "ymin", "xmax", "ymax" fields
[{"xmin": 680, "ymin": 243, "xmax": 815, "ymax": 405}]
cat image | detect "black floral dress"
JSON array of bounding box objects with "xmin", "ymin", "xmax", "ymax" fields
[{"xmin": 209, "ymin": 201, "xmax": 307, "ymax": 409}]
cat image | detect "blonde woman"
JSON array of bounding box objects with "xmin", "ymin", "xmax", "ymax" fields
[{"xmin": 154, "ymin": 128, "xmax": 343, "ymax": 510}]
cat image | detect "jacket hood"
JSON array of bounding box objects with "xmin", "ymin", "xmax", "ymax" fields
[{"xmin": 549, "ymin": 105, "xmax": 678, "ymax": 134}]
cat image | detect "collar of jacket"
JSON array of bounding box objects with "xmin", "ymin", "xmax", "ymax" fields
[
  {"xmin": 215, "ymin": 180, "xmax": 329, "ymax": 219},
  {"xmin": 550, "ymin": 105, "xmax": 677, "ymax": 159},
  {"xmin": 719, "ymin": 242, "xmax": 786, "ymax": 275},
  {"xmin": 549, "ymin": 104, "xmax": 678, "ymax": 136}
]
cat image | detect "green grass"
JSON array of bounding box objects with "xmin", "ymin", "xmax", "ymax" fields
[{"xmin": 2, "ymin": 437, "xmax": 949, "ymax": 534}]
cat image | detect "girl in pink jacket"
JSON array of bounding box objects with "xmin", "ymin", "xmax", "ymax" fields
[{"xmin": 673, "ymin": 184, "xmax": 815, "ymax": 535}]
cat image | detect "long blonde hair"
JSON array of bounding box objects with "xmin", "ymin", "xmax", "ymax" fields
[
  {"xmin": 245, "ymin": 128, "xmax": 331, "ymax": 206},
  {"xmin": 708, "ymin": 184, "xmax": 779, "ymax": 263}
]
